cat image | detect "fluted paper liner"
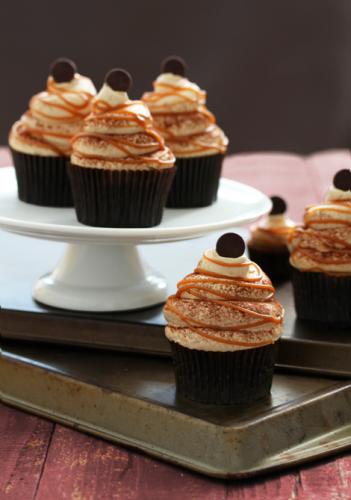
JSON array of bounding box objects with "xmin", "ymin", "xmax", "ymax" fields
[
  {"xmin": 69, "ymin": 163, "xmax": 175, "ymax": 227},
  {"xmin": 166, "ymin": 153, "xmax": 224, "ymax": 208},
  {"xmin": 292, "ymin": 267, "xmax": 351, "ymax": 328},
  {"xmin": 169, "ymin": 341, "xmax": 278, "ymax": 405},
  {"xmin": 11, "ymin": 149, "xmax": 73, "ymax": 207}
]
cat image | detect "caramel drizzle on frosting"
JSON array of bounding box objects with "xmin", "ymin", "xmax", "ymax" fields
[
  {"xmin": 15, "ymin": 76, "xmax": 95, "ymax": 156},
  {"xmin": 165, "ymin": 253, "xmax": 282, "ymax": 348},
  {"xmin": 165, "ymin": 299, "xmax": 281, "ymax": 348},
  {"xmin": 12, "ymin": 120, "xmax": 69, "ymax": 156},
  {"xmin": 158, "ymin": 124, "xmax": 226, "ymax": 156},
  {"xmin": 290, "ymin": 201, "xmax": 351, "ymax": 272},
  {"xmin": 143, "ymin": 82, "xmax": 207, "ymax": 110},
  {"xmin": 178, "ymin": 326, "xmax": 276, "ymax": 348},
  {"xmin": 197, "ymin": 254, "xmax": 264, "ymax": 282},
  {"xmin": 176, "ymin": 275, "xmax": 275, "ymax": 301},
  {"xmin": 143, "ymin": 82, "xmax": 226, "ymax": 155},
  {"xmin": 31, "ymin": 76, "xmax": 94, "ymax": 123},
  {"xmin": 72, "ymin": 100, "xmax": 174, "ymax": 167}
]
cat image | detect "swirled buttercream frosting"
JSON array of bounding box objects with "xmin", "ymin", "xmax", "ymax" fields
[
  {"xmin": 290, "ymin": 170, "xmax": 351, "ymax": 275},
  {"xmin": 71, "ymin": 69, "xmax": 175, "ymax": 170},
  {"xmin": 164, "ymin": 233, "xmax": 284, "ymax": 352},
  {"xmin": 142, "ymin": 58, "xmax": 228, "ymax": 158},
  {"xmin": 9, "ymin": 59, "xmax": 96, "ymax": 156}
]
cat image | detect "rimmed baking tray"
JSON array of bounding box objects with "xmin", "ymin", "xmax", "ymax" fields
[
  {"xmin": 1, "ymin": 341, "xmax": 350, "ymax": 479},
  {"xmin": 0, "ymin": 231, "xmax": 350, "ymax": 377}
]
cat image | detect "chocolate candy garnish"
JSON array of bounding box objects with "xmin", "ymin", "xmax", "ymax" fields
[
  {"xmin": 161, "ymin": 56, "xmax": 186, "ymax": 77},
  {"xmin": 105, "ymin": 69, "xmax": 132, "ymax": 92},
  {"xmin": 333, "ymin": 169, "xmax": 351, "ymax": 191},
  {"xmin": 216, "ymin": 233, "xmax": 245, "ymax": 258},
  {"xmin": 50, "ymin": 58, "xmax": 76, "ymax": 83},
  {"xmin": 270, "ymin": 196, "xmax": 287, "ymax": 215}
]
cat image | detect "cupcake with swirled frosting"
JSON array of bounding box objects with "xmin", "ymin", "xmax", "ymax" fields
[
  {"xmin": 248, "ymin": 196, "xmax": 296, "ymax": 282},
  {"xmin": 9, "ymin": 58, "xmax": 96, "ymax": 206},
  {"xmin": 69, "ymin": 69, "xmax": 175, "ymax": 227},
  {"xmin": 164, "ymin": 233, "xmax": 284, "ymax": 405},
  {"xmin": 290, "ymin": 169, "xmax": 351, "ymax": 327},
  {"xmin": 142, "ymin": 56, "xmax": 228, "ymax": 208}
]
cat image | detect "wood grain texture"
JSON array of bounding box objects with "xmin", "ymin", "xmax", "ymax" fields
[
  {"xmin": 34, "ymin": 425, "xmax": 226, "ymax": 500},
  {"xmin": 0, "ymin": 403, "xmax": 53, "ymax": 500},
  {"xmin": 2, "ymin": 407, "xmax": 350, "ymax": 500},
  {"xmin": 1, "ymin": 147, "xmax": 351, "ymax": 499}
]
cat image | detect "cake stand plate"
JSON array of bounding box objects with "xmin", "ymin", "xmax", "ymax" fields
[{"xmin": 0, "ymin": 167, "xmax": 271, "ymax": 311}]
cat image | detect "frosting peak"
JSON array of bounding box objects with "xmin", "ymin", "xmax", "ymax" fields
[
  {"xmin": 164, "ymin": 236, "xmax": 284, "ymax": 352},
  {"xmin": 142, "ymin": 62, "xmax": 228, "ymax": 158},
  {"xmin": 325, "ymin": 185, "xmax": 351, "ymax": 202},
  {"xmin": 31, "ymin": 75, "xmax": 96, "ymax": 124},
  {"xmin": 93, "ymin": 83, "xmax": 130, "ymax": 109},
  {"xmin": 150, "ymin": 73, "xmax": 205, "ymax": 112},
  {"xmin": 9, "ymin": 70, "xmax": 96, "ymax": 156},
  {"xmin": 290, "ymin": 178, "xmax": 351, "ymax": 274},
  {"xmin": 249, "ymin": 213, "xmax": 296, "ymax": 250},
  {"xmin": 197, "ymin": 249, "xmax": 260, "ymax": 281},
  {"xmin": 71, "ymin": 70, "xmax": 175, "ymax": 171}
]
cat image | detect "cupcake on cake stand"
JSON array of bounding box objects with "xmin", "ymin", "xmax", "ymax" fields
[{"xmin": 0, "ymin": 167, "xmax": 271, "ymax": 312}]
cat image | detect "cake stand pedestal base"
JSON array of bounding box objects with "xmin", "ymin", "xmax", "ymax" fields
[{"xmin": 32, "ymin": 244, "xmax": 167, "ymax": 312}]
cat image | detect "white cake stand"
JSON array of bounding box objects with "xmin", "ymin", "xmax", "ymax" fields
[{"xmin": 0, "ymin": 167, "xmax": 271, "ymax": 312}]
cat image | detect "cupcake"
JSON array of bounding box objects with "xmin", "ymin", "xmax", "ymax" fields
[
  {"xmin": 290, "ymin": 169, "xmax": 351, "ymax": 327},
  {"xmin": 69, "ymin": 69, "xmax": 175, "ymax": 227},
  {"xmin": 142, "ymin": 56, "xmax": 228, "ymax": 208},
  {"xmin": 164, "ymin": 233, "xmax": 284, "ymax": 405},
  {"xmin": 9, "ymin": 58, "xmax": 96, "ymax": 206},
  {"xmin": 248, "ymin": 196, "xmax": 296, "ymax": 282}
]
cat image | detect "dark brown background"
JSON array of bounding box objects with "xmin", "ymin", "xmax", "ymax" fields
[{"xmin": 1, "ymin": 0, "xmax": 351, "ymax": 154}]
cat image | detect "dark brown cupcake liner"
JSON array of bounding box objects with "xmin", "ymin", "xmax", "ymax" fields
[
  {"xmin": 169, "ymin": 341, "xmax": 278, "ymax": 405},
  {"xmin": 10, "ymin": 148, "xmax": 73, "ymax": 207},
  {"xmin": 248, "ymin": 245, "xmax": 291, "ymax": 283},
  {"xmin": 291, "ymin": 267, "xmax": 351, "ymax": 328},
  {"xmin": 68, "ymin": 163, "xmax": 176, "ymax": 228},
  {"xmin": 166, "ymin": 153, "xmax": 224, "ymax": 208}
]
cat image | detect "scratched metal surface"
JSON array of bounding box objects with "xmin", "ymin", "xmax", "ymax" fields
[{"xmin": 1, "ymin": 341, "xmax": 351, "ymax": 479}]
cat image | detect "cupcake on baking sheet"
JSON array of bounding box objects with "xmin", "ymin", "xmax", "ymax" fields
[
  {"xmin": 290, "ymin": 169, "xmax": 351, "ymax": 327},
  {"xmin": 164, "ymin": 233, "xmax": 284, "ymax": 405},
  {"xmin": 248, "ymin": 196, "xmax": 296, "ymax": 282},
  {"xmin": 142, "ymin": 56, "xmax": 228, "ymax": 208},
  {"xmin": 69, "ymin": 69, "xmax": 175, "ymax": 228},
  {"xmin": 9, "ymin": 58, "xmax": 96, "ymax": 206}
]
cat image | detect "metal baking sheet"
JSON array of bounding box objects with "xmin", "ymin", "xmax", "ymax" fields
[
  {"xmin": 0, "ymin": 230, "xmax": 350, "ymax": 377},
  {"xmin": 1, "ymin": 341, "xmax": 351, "ymax": 479}
]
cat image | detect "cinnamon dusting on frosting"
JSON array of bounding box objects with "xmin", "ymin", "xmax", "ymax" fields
[
  {"xmin": 164, "ymin": 235, "xmax": 284, "ymax": 352},
  {"xmin": 72, "ymin": 76, "xmax": 175, "ymax": 170},
  {"xmin": 9, "ymin": 72, "xmax": 96, "ymax": 157},
  {"xmin": 142, "ymin": 71, "xmax": 228, "ymax": 158},
  {"xmin": 290, "ymin": 189, "xmax": 351, "ymax": 275}
]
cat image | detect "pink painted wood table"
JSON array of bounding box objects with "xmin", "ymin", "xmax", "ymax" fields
[{"xmin": 1, "ymin": 147, "xmax": 351, "ymax": 499}]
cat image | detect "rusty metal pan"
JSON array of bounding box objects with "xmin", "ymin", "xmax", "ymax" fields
[
  {"xmin": 1, "ymin": 341, "xmax": 351, "ymax": 479},
  {"xmin": 0, "ymin": 231, "xmax": 350, "ymax": 377}
]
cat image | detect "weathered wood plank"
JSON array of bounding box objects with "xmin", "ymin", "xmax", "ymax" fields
[
  {"xmin": 0, "ymin": 403, "xmax": 53, "ymax": 500},
  {"xmin": 35, "ymin": 425, "xmax": 226, "ymax": 500},
  {"xmin": 293, "ymin": 454, "xmax": 351, "ymax": 500},
  {"xmin": 1, "ymin": 149, "xmax": 351, "ymax": 499},
  {"xmin": 224, "ymin": 455, "xmax": 351, "ymax": 499},
  {"xmin": 223, "ymin": 152, "xmax": 317, "ymax": 220}
]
